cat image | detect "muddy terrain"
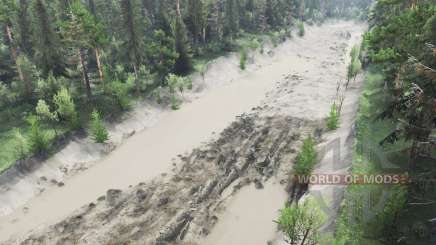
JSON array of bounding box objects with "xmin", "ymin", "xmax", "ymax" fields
[
  {"xmin": 0, "ymin": 21, "xmax": 366, "ymax": 244},
  {"xmin": 14, "ymin": 114, "xmax": 318, "ymax": 245}
]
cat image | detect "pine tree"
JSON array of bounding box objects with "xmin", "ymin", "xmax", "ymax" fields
[
  {"xmin": 17, "ymin": 0, "xmax": 32, "ymax": 55},
  {"xmin": 32, "ymin": 0, "xmax": 65, "ymax": 76},
  {"xmin": 173, "ymin": 0, "xmax": 193, "ymax": 75},
  {"xmin": 224, "ymin": 0, "xmax": 239, "ymax": 40},
  {"xmin": 120, "ymin": 0, "xmax": 145, "ymax": 94},
  {"xmin": 0, "ymin": 0, "xmax": 25, "ymax": 83},
  {"xmin": 188, "ymin": 0, "xmax": 206, "ymax": 44},
  {"xmin": 64, "ymin": 1, "xmax": 107, "ymax": 99}
]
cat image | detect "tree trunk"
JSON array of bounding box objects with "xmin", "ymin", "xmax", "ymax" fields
[
  {"xmin": 176, "ymin": 0, "xmax": 181, "ymax": 17},
  {"xmin": 78, "ymin": 49, "xmax": 92, "ymax": 100},
  {"xmin": 95, "ymin": 48, "xmax": 104, "ymax": 83},
  {"xmin": 5, "ymin": 25, "xmax": 25, "ymax": 83}
]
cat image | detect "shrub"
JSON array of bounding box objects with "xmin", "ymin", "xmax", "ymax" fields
[
  {"xmin": 13, "ymin": 128, "xmax": 27, "ymax": 160},
  {"xmin": 107, "ymin": 80, "xmax": 132, "ymax": 110},
  {"xmin": 27, "ymin": 116, "xmax": 49, "ymax": 154},
  {"xmin": 270, "ymin": 32, "xmax": 280, "ymax": 47},
  {"xmin": 170, "ymin": 94, "xmax": 180, "ymax": 110},
  {"xmin": 327, "ymin": 103, "xmax": 340, "ymax": 130},
  {"xmin": 53, "ymin": 87, "xmax": 79, "ymax": 129},
  {"xmin": 36, "ymin": 99, "xmax": 59, "ymax": 135},
  {"xmin": 239, "ymin": 48, "xmax": 248, "ymax": 70},
  {"xmin": 90, "ymin": 110, "xmax": 109, "ymax": 143},
  {"xmin": 277, "ymin": 198, "xmax": 325, "ymax": 245},
  {"xmin": 293, "ymin": 136, "xmax": 317, "ymax": 176},
  {"xmin": 297, "ymin": 21, "xmax": 305, "ymax": 37}
]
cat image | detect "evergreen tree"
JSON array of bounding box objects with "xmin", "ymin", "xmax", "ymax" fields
[
  {"xmin": 17, "ymin": 0, "xmax": 32, "ymax": 55},
  {"xmin": 120, "ymin": 0, "xmax": 145, "ymax": 94},
  {"xmin": 224, "ymin": 0, "xmax": 239, "ymax": 39},
  {"xmin": 32, "ymin": 0, "xmax": 65, "ymax": 76},
  {"xmin": 0, "ymin": 0, "xmax": 25, "ymax": 83},
  {"xmin": 173, "ymin": 0, "xmax": 193, "ymax": 75},
  {"xmin": 188, "ymin": 0, "xmax": 207, "ymax": 44}
]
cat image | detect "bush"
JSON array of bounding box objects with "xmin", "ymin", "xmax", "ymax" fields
[
  {"xmin": 27, "ymin": 116, "xmax": 49, "ymax": 154},
  {"xmin": 239, "ymin": 48, "xmax": 248, "ymax": 70},
  {"xmin": 293, "ymin": 136, "xmax": 317, "ymax": 176},
  {"xmin": 297, "ymin": 21, "xmax": 305, "ymax": 37},
  {"xmin": 327, "ymin": 103, "xmax": 340, "ymax": 130},
  {"xmin": 90, "ymin": 110, "xmax": 109, "ymax": 143},
  {"xmin": 278, "ymin": 198, "xmax": 325, "ymax": 245},
  {"xmin": 13, "ymin": 128, "xmax": 27, "ymax": 160},
  {"xmin": 53, "ymin": 87, "xmax": 79, "ymax": 129},
  {"xmin": 107, "ymin": 80, "xmax": 132, "ymax": 110},
  {"xmin": 170, "ymin": 94, "xmax": 180, "ymax": 110}
]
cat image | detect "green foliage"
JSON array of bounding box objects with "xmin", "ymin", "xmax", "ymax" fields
[
  {"xmin": 327, "ymin": 103, "xmax": 340, "ymax": 130},
  {"xmin": 107, "ymin": 79, "xmax": 133, "ymax": 111},
  {"xmin": 293, "ymin": 136, "xmax": 317, "ymax": 176},
  {"xmin": 36, "ymin": 99, "xmax": 58, "ymax": 133},
  {"xmin": 90, "ymin": 110, "xmax": 109, "ymax": 143},
  {"xmin": 239, "ymin": 48, "xmax": 248, "ymax": 70},
  {"xmin": 278, "ymin": 198, "xmax": 326, "ymax": 245},
  {"xmin": 53, "ymin": 87, "xmax": 79, "ymax": 129},
  {"xmin": 174, "ymin": 14, "xmax": 193, "ymax": 75},
  {"xmin": 27, "ymin": 116, "xmax": 49, "ymax": 154},
  {"xmin": 297, "ymin": 21, "xmax": 305, "ymax": 37},
  {"xmin": 0, "ymin": 81, "xmax": 16, "ymax": 108},
  {"xmin": 170, "ymin": 94, "xmax": 180, "ymax": 110},
  {"xmin": 147, "ymin": 30, "xmax": 178, "ymax": 81},
  {"xmin": 350, "ymin": 45, "xmax": 360, "ymax": 61},
  {"xmin": 13, "ymin": 128, "xmax": 27, "ymax": 160},
  {"xmin": 166, "ymin": 74, "xmax": 192, "ymax": 110}
]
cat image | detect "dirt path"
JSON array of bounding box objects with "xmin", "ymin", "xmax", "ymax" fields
[{"xmin": 0, "ymin": 20, "xmax": 366, "ymax": 244}]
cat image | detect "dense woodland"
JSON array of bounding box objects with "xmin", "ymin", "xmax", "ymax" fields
[
  {"xmin": 0, "ymin": 0, "xmax": 370, "ymax": 171},
  {"xmin": 334, "ymin": 0, "xmax": 436, "ymax": 244}
]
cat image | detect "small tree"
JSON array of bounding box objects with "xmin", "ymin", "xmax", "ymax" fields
[
  {"xmin": 53, "ymin": 87, "xmax": 79, "ymax": 129},
  {"xmin": 293, "ymin": 136, "xmax": 317, "ymax": 176},
  {"xmin": 27, "ymin": 116, "xmax": 49, "ymax": 154},
  {"xmin": 90, "ymin": 109, "xmax": 109, "ymax": 143},
  {"xmin": 297, "ymin": 21, "xmax": 305, "ymax": 37},
  {"xmin": 13, "ymin": 128, "xmax": 27, "ymax": 160},
  {"xmin": 166, "ymin": 74, "xmax": 191, "ymax": 110},
  {"xmin": 240, "ymin": 48, "xmax": 248, "ymax": 70},
  {"xmin": 36, "ymin": 99, "xmax": 59, "ymax": 135},
  {"xmin": 277, "ymin": 198, "xmax": 326, "ymax": 245},
  {"xmin": 327, "ymin": 103, "xmax": 340, "ymax": 130},
  {"xmin": 196, "ymin": 62, "xmax": 209, "ymax": 83}
]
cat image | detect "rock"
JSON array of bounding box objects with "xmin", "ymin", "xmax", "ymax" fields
[
  {"xmin": 136, "ymin": 189, "xmax": 148, "ymax": 202},
  {"xmin": 57, "ymin": 182, "xmax": 65, "ymax": 187},
  {"xmin": 157, "ymin": 197, "xmax": 169, "ymax": 207},
  {"xmin": 106, "ymin": 189, "xmax": 123, "ymax": 206},
  {"xmin": 254, "ymin": 179, "xmax": 264, "ymax": 189}
]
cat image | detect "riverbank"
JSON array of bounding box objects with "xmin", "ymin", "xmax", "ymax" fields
[{"xmin": 0, "ymin": 20, "xmax": 367, "ymax": 244}]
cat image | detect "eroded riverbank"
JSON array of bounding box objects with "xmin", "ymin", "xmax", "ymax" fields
[{"xmin": 0, "ymin": 20, "xmax": 366, "ymax": 244}]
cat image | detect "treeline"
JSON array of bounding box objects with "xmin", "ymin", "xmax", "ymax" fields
[
  {"xmin": 0, "ymin": 0, "xmax": 369, "ymax": 169},
  {"xmin": 335, "ymin": 0, "xmax": 435, "ymax": 244}
]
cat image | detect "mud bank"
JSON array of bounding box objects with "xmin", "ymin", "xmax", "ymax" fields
[
  {"xmin": 0, "ymin": 20, "xmax": 366, "ymax": 244},
  {"xmin": 10, "ymin": 115, "xmax": 317, "ymax": 245}
]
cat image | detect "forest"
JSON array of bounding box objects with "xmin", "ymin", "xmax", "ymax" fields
[
  {"xmin": 0, "ymin": 0, "xmax": 371, "ymax": 172},
  {"xmin": 334, "ymin": 0, "xmax": 436, "ymax": 244},
  {"xmin": 0, "ymin": 0, "xmax": 435, "ymax": 244}
]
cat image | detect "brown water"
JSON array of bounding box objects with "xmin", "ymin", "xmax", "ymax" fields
[{"xmin": 0, "ymin": 20, "xmax": 366, "ymax": 243}]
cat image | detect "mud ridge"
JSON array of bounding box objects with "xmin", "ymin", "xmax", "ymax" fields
[{"xmin": 10, "ymin": 114, "xmax": 319, "ymax": 245}]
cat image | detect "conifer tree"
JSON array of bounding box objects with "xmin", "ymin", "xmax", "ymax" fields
[
  {"xmin": 120, "ymin": 0, "xmax": 145, "ymax": 94},
  {"xmin": 173, "ymin": 0, "xmax": 193, "ymax": 75},
  {"xmin": 32, "ymin": 0, "xmax": 65, "ymax": 76}
]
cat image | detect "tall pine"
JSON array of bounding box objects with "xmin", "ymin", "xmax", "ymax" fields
[
  {"xmin": 32, "ymin": 0, "xmax": 65, "ymax": 76},
  {"xmin": 173, "ymin": 0, "xmax": 192, "ymax": 75}
]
